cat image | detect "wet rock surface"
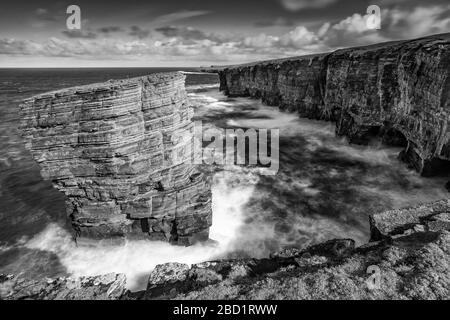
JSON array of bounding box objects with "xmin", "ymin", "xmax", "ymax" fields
[
  {"xmin": 369, "ymin": 199, "xmax": 450, "ymax": 240},
  {"xmin": 217, "ymin": 33, "xmax": 450, "ymax": 177},
  {"xmin": 19, "ymin": 72, "xmax": 212, "ymax": 245},
  {"xmin": 0, "ymin": 273, "xmax": 126, "ymax": 300}
]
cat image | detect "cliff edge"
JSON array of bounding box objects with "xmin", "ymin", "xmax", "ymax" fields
[{"xmin": 218, "ymin": 33, "xmax": 450, "ymax": 177}]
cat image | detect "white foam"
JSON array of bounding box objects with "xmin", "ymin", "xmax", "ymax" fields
[
  {"xmin": 23, "ymin": 169, "xmax": 256, "ymax": 291},
  {"xmin": 186, "ymin": 83, "xmax": 220, "ymax": 90}
]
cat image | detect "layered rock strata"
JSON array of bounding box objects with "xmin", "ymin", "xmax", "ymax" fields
[
  {"xmin": 19, "ymin": 72, "xmax": 212, "ymax": 245},
  {"xmin": 217, "ymin": 33, "xmax": 450, "ymax": 176}
]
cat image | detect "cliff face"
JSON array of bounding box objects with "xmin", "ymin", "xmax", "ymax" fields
[
  {"xmin": 219, "ymin": 33, "xmax": 450, "ymax": 176},
  {"xmin": 19, "ymin": 72, "xmax": 212, "ymax": 245}
]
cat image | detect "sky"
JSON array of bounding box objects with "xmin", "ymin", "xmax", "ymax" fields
[{"xmin": 0, "ymin": 0, "xmax": 449, "ymax": 67}]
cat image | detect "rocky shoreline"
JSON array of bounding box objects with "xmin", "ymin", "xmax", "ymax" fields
[{"xmin": 1, "ymin": 199, "xmax": 449, "ymax": 299}]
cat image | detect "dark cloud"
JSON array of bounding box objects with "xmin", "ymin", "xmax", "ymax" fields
[
  {"xmin": 129, "ymin": 26, "xmax": 151, "ymax": 39},
  {"xmin": 35, "ymin": 7, "xmax": 58, "ymax": 22},
  {"xmin": 62, "ymin": 30, "xmax": 98, "ymax": 39},
  {"xmin": 98, "ymin": 26, "xmax": 123, "ymax": 33},
  {"xmin": 155, "ymin": 25, "xmax": 232, "ymax": 43},
  {"xmin": 155, "ymin": 26, "xmax": 207, "ymax": 40}
]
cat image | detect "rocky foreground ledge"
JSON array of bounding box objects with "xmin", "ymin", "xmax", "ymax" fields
[{"xmin": 2, "ymin": 199, "xmax": 449, "ymax": 300}]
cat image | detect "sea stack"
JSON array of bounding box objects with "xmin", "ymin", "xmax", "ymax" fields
[{"xmin": 19, "ymin": 72, "xmax": 212, "ymax": 245}]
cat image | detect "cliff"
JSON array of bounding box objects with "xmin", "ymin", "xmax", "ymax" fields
[
  {"xmin": 218, "ymin": 33, "xmax": 450, "ymax": 176},
  {"xmin": 19, "ymin": 72, "xmax": 212, "ymax": 245},
  {"xmin": 3, "ymin": 200, "xmax": 449, "ymax": 299}
]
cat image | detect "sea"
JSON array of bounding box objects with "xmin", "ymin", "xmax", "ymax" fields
[{"xmin": 0, "ymin": 68, "xmax": 448, "ymax": 290}]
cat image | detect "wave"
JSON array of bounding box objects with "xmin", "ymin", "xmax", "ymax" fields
[
  {"xmin": 180, "ymin": 71, "xmax": 213, "ymax": 75},
  {"xmin": 22, "ymin": 169, "xmax": 257, "ymax": 291},
  {"xmin": 186, "ymin": 83, "xmax": 220, "ymax": 91}
]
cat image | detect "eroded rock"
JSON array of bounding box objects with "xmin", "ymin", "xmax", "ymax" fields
[
  {"xmin": 0, "ymin": 273, "xmax": 127, "ymax": 300},
  {"xmin": 369, "ymin": 199, "xmax": 450, "ymax": 240},
  {"xmin": 19, "ymin": 72, "xmax": 212, "ymax": 245}
]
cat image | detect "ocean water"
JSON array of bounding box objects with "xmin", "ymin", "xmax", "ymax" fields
[{"xmin": 0, "ymin": 68, "xmax": 448, "ymax": 290}]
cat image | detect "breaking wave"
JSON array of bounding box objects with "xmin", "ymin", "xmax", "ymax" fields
[{"xmin": 23, "ymin": 169, "xmax": 257, "ymax": 291}]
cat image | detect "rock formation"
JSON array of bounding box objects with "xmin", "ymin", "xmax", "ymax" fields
[
  {"xmin": 217, "ymin": 33, "xmax": 450, "ymax": 176},
  {"xmin": 139, "ymin": 199, "xmax": 450, "ymax": 300},
  {"xmin": 0, "ymin": 273, "xmax": 126, "ymax": 300},
  {"xmin": 3, "ymin": 200, "xmax": 448, "ymax": 300},
  {"xmin": 19, "ymin": 72, "xmax": 212, "ymax": 245}
]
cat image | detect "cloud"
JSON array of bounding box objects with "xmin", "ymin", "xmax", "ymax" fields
[
  {"xmin": 98, "ymin": 26, "xmax": 123, "ymax": 34},
  {"xmin": 35, "ymin": 8, "xmax": 57, "ymax": 22},
  {"xmin": 129, "ymin": 26, "xmax": 151, "ymax": 39},
  {"xmin": 320, "ymin": 4, "xmax": 450, "ymax": 47},
  {"xmin": 0, "ymin": 37, "xmax": 153, "ymax": 58},
  {"xmin": 243, "ymin": 34, "xmax": 279, "ymax": 48},
  {"xmin": 279, "ymin": 0, "xmax": 338, "ymax": 11},
  {"xmin": 240, "ymin": 4, "xmax": 450, "ymax": 53},
  {"xmin": 0, "ymin": 39, "xmax": 39, "ymax": 55},
  {"xmin": 279, "ymin": 26, "xmax": 320, "ymax": 48},
  {"xmin": 62, "ymin": 30, "xmax": 98, "ymax": 39},
  {"xmin": 254, "ymin": 17, "xmax": 296, "ymax": 28},
  {"xmin": 153, "ymin": 10, "xmax": 212, "ymax": 25},
  {"xmin": 155, "ymin": 26, "xmax": 207, "ymax": 40},
  {"xmin": 36, "ymin": 8, "xmax": 48, "ymax": 16},
  {"xmin": 33, "ymin": 7, "xmax": 60, "ymax": 26},
  {"xmin": 155, "ymin": 26, "xmax": 231, "ymax": 44},
  {"xmin": 241, "ymin": 26, "xmax": 323, "ymax": 51},
  {"xmin": 3, "ymin": 4, "xmax": 450, "ymax": 66},
  {"xmin": 381, "ymin": 5, "xmax": 450, "ymax": 39}
]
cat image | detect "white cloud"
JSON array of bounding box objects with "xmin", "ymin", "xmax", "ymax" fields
[
  {"xmin": 2, "ymin": 4, "xmax": 449, "ymax": 66},
  {"xmin": 243, "ymin": 34, "xmax": 279, "ymax": 48},
  {"xmin": 383, "ymin": 5, "xmax": 450, "ymax": 38},
  {"xmin": 332, "ymin": 13, "xmax": 370, "ymax": 34},
  {"xmin": 279, "ymin": 26, "xmax": 319, "ymax": 48}
]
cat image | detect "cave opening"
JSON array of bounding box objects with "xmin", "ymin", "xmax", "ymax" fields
[{"xmin": 381, "ymin": 127, "xmax": 408, "ymax": 148}]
